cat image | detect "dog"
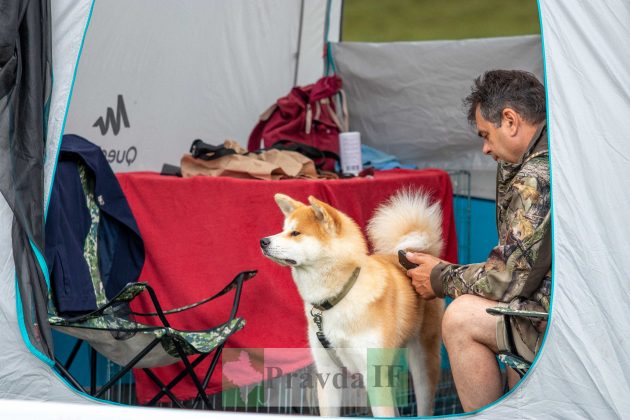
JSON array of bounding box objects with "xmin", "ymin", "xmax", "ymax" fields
[{"xmin": 260, "ymin": 190, "xmax": 444, "ymax": 417}]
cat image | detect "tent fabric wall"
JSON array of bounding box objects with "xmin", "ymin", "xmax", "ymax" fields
[
  {"xmin": 62, "ymin": 0, "xmax": 342, "ymax": 174},
  {"xmin": 0, "ymin": 0, "xmax": 96, "ymax": 403},
  {"xmin": 483, "ymin": 0, "xmax": 630, "ymax": 417},
  {"xmin": 3, "ymin": 0, "xmax": 630, "ymax": 417},
  {"xmin": 330, "ymin": 36, "xmax": 544, "ymax": 200},
  {"xmin": 0, "ymin": 0, "xmax": 53, "ymax": 362}
]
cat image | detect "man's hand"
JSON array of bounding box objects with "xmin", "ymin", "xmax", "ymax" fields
[{"xmin": 405, "ymin": 252, "xmax": 444, "ymax": 300}]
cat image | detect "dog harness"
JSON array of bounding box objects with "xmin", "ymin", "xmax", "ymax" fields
[{"xmin": 309, "ymin": 267, "xmax": 361, "ymax": 368}]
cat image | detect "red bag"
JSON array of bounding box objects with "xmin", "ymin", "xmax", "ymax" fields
[{"xmin": 247, "ymin": 75, "xmax": 348, "ymax": 171}]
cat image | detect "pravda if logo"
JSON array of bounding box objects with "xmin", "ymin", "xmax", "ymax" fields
[
  {"xmin": 93, "ymin": 94, "xmax": 130, "ymax": 136},
  {"xmin": 221, "ymin": 348, "xmax": 409, "ymax": 410}
]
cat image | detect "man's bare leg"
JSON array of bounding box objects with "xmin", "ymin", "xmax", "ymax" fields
[
  {"xmin": 507, "ymin": 367, "xmax": 520, "ymax": 389},
  {"xmin": 442, "ymin": 294, "xmax": 503, "ymax": 412}
]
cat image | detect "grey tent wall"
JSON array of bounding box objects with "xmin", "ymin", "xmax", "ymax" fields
[{"xmin": 330, "ymin": 36, "xmax": 544, "ymax": 200}]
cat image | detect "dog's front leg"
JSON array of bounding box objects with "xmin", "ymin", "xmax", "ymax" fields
[
  {"xmin": 312, "ymin": 349, "xmax": 343, "ymax": 416},
  {"xmin": 316, "ymin": 373, "xmax": 343, "ymax": 416}
]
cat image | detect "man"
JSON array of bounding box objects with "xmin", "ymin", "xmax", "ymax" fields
[{"xmin": 406, "ymin": 69, "xmax": 551, "ymax": 412}]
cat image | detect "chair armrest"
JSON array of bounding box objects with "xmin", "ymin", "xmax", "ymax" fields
[
  {"xmin": 50, "ymin": 283, "xmax": 150, "ymax": 323},
  {"xmin": 132, "ymin": 270, "xmax": 257, "ymax": 319},
  {"xmin": 486, "ymin": 306, "xmax": 548, "ymax": 320}
]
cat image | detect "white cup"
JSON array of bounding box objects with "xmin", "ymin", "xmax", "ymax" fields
[{"xmin": 339, "ymin": 131, "xmax": 362, "ymax": 175}]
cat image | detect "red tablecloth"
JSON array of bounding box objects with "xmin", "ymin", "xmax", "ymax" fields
[{"xmin": 117, "ymin": 169, "xmax": 458, "ymax": 403}]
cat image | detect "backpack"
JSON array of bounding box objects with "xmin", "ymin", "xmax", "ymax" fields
[{"xmin": 247, "ymin": 75, "xmax": 348, "ymax": 171}]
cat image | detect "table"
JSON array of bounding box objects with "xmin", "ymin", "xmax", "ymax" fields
[{"xmin": 117, "ymin": 169, "xmax": 458, "ymax": 404}]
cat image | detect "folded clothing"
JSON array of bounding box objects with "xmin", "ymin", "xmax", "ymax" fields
[
  {"xmin": 181, "ymin": 139, "xmax": 325, "ymax": 180},
  {"xmin": 361, "ymin": 144, "xmax": 417, "ymax": 170}
]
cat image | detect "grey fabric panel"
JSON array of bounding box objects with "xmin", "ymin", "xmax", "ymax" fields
[
  {"xmin": 469, "ymin": 169, "xmax": 497, "ymax": 201},
  {"xmin": 0, "ymin": 0, "xmax": 53, "ymax": 359},
  {"xmin": 331, "ymin": 36, "xmax": 543, "ymax": 199}
]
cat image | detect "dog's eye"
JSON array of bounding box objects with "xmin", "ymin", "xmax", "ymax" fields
[{"xmin": 290, "ymin": 231, "xmax": 301, "ymax": 237}]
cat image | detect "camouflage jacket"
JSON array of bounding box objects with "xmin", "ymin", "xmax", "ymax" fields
[{"xmin": 430, "ymin": 124, "xmax": 551, "ymax": 313}]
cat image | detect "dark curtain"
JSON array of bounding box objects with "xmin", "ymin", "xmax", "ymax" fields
[{"xmin": 0, "ymin": 0, "xmax": 53, "ymax": 358}]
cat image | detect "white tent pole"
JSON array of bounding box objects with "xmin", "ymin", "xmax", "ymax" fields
[{"xmin": 293, "ymin": 0, "xmax": 306, "ymax": 86}]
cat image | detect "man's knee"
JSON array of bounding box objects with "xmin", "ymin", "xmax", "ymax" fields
[
  {"xmin": 442, "ymin": 295, "xmax": 478, "ymax": 342},
  {"xmin": 442, "ymin": 294, "xmax": 499, "ymax": 351}
]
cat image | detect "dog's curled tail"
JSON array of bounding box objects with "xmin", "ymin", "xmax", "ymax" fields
[{"xmin": 367, "ymin": 189, "xmax": 443, "ymax": 257}]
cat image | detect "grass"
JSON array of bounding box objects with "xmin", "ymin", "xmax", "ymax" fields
[{"xmin": 341, "ymin": 0, "xmax": 540, "ymax": 42}]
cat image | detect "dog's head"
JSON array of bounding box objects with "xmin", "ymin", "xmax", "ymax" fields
[{"xmin": 260, "ymin": 193, "xmax": 365, "ymax": 267}]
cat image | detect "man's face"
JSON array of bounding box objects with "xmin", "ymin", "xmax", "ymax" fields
[{"xmin": 475, "ymin": 106, "xmax": 520, "ymax": 164}]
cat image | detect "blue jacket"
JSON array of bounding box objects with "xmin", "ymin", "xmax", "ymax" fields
[{"xmin": 45, "ymin": 135, "xmax": 144, "ymax": 315}]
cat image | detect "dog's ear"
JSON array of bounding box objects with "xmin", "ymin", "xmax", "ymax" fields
[
  {"xmin": 274, "ymin": 193, "xmax": 304, "ymax": 217},
  {"xmin": 308, "ymin": 196, "xmax": 341, "ymax": 232}
]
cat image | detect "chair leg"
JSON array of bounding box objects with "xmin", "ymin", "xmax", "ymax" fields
[
  {"xmin": 94, "ymin": 338, "xmax": 162, "ymax": 398},
  {"xmin": 171, "ymin": 340, "xmax": 213, "ymax": 408},
  {"xmin": 192, "ymin": 344, "xmax": 225, "ymax": 409},
  {"xmin": 141, "ymin": 369, "xmax": 186, "ymax": 408},
  {"xmin": 144, "ymin": 352, "xmax": 211, "ymax": 406},
  {"xmin": 90, "ymin": 347, "xmax": 97, "ymax": 395},
  {"xmin": 64, "ymin": 339, "xmax": 84, "ymax": 370},
  {"xmin": 54, "ymin": 339, "xmax": 87, "ymax": 393},
  {"xmin": 501, "ymin": 315, "xmax": 531, "ymax": 378},
  {"xmin": 54, "ymin": 358, "xmax": 87, "ymax": 393},
  {"xmin": 515, "ymin": 367, "xmax": 528, "ymax": 378}
]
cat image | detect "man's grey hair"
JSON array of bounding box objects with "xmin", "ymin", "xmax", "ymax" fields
[{"xmin": 464, "ymin": 70, "xmax": 546, "ymax": 127}]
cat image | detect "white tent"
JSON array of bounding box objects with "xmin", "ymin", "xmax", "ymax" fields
[{"xmin": 1, "ymin": 0, "xmax": 629, "ymax": 418}]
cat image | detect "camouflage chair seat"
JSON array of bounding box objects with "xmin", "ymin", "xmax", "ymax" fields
[
  {"xmin": 47, "ymin": 154, "xmax": 256, "ymax": 408},
  {"xmin": 485, "ymin": 306, "xmax": 548, "ymax": 378}
]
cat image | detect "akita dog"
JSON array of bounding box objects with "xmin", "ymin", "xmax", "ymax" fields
[{"xmin": 260, "ymin": 190, "xmax": 444, "ymax": 417}]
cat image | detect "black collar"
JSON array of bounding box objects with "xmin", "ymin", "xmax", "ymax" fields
[{"xmin": 311, "ymin": 267, "xmax": 361, "ymax": 311}]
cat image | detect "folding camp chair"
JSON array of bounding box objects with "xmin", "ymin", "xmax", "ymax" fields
[
  {"xmin": 49, "ymin": 270, "xmax": 256, "ymax": 407},
  {"xmin": 486, "ymin": 306, "xmax": 548, "ymax": 378},
  {"xmin": 46, "ymin": 134, "xmax": 256, "ymax": 407}
]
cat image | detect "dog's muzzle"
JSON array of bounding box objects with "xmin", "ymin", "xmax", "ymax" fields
[{"xmin": 260, "ymin": 237, "xmax": 297, "ymax": 266}]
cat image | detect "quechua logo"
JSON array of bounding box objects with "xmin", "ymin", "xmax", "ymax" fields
[{"xmin": 93, "ymin": 94, "xmax": 130, "ymax": 135}]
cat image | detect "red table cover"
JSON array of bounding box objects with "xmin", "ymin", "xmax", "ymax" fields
[{"xmin": 117, "ymin": 169, "xmax": 458, "ymax": 403}]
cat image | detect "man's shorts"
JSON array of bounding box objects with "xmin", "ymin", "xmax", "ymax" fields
[{"xmin": 495, "ymin": 302, "xmax": 544, "ymax": 364}]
